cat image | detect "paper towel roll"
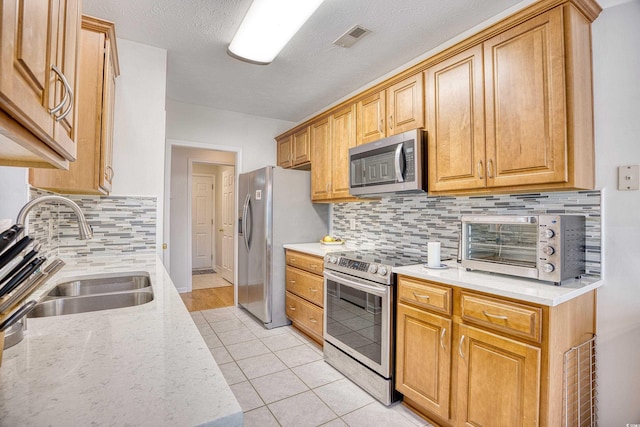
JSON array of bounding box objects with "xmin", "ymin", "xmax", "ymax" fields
[{"xmin": 427, "ymin": 242, "xmax": 441, "ymax": 267}]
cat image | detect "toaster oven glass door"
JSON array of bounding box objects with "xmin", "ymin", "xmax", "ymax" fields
[{"xmin": 464, "ymin": 222, "xmax": 538, "ymax": 268}]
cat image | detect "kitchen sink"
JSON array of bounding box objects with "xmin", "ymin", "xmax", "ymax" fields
[
  {"xmin": 28, "ymin": 290, "xmax": 154, "ymax": 317},
  {"xmin": 47, "ymin": 272, "xmax": 151, "ymax": 296},
  {"xmin": 28, "ymin": 272, "xmax": 154, "ymax": 318}
]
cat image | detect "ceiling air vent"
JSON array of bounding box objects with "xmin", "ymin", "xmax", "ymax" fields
[{"xmin": 333, "ymin": 25, "xmax": 371, "ymax": 48}]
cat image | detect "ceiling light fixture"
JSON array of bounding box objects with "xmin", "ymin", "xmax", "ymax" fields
[{"xmin": 228, "ymin": 0, "xmax": 325, "ymax": 65}]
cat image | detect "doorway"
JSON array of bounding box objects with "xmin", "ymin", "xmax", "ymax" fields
[{"xmin": 165, "ymin": 140, "xmax": 241, "ymax": 311}]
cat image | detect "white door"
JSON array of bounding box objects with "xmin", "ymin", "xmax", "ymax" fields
[
  {"xmin": 192, "ymin": 175, "xmax": 214, "ymax": 270},
  {"xmin": 221, "ymin": 170, "xmax": 235, "ymax": 283}
]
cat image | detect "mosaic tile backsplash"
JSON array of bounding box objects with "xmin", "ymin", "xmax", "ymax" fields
[
  {"xmin": 28, "ymin": 188, "xmax": 156, "ymax": 259},
  {"xmin": 332, "ymin": 190, "xmax": 601, "ymax": 275}
]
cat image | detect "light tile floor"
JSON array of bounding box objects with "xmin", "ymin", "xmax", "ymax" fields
[{"xmin": 191, "ymin": 306, "xmax": 433, "ymax": 427}]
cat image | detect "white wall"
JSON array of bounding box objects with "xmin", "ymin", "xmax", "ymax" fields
[
  {"xmin": 0, "ymin": 167, "xmax": 28, "ymax": 222},
  {"xmin": 592, "ymin": 1, "xmax": 640, "ymax": 424},
  {"xmin": 165, "ymin": 100, "xmax": 294, "ymax": 173},
  {"xmin": 112, "ymin": 39, "xmax": 167, "ymax": 257}
]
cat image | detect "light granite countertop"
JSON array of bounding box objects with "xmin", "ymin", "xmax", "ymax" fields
[
  {"xmin": 284, "ymin": 243, "xmax": 603, "ymax": 307},
  {"xmin": 0, "ymin": 254, "xmax": 242, "ymax": 426},
  {"xmin": 283, "ymin": 242, "xmax": 358, "ymax": 257}
]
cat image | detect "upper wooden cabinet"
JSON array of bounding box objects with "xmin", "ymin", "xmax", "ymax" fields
[
  {"xmin": 356, "ymin": 90, "xmax": 386, "ymax": 145},
  {"xmin": 277, "ymin": 127, "xmax": 311, "ymax": 169},
  {"xmin": 30, "ymin": 16, "xmax": 119, "ymax": 195},
  {"xmin": 0, "ymin": 0, "xmax": 82, "ymax": 168},
  {"xmin": 311, "ymin": 104, "xmax": 358, "ymax": 202},
  {"xmin": 387, "ymin": 74, "xmax": 424, "ymax": 136},
  {"xmin": 428, "ymin": 4, "xmax": 595, "ymax": 194}
]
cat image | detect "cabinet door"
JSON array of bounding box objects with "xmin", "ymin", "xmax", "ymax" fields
[
  {"xmin": 51, "ymin": 0, "xmax": 80, "ymax": 160},
  {"xmin": 456, "ymin": 324, "xmax": 541, "ymax": 427},
  {"xmin": 0, "ymin": 0, "xmax": 57, "ymax": 144},
  {"xmin": 292, "ymin": 127, "xmax": 311, "ymax": 166},
  {"xmin": 484, "ymin": 8, "xmax": 567, "ymax": 188},
  {"xmin": 276, "ymin": 135, "xmax": 293, "ymax": 168},
  {"xmin": 426, "ymin": 45, "xmax": 486, "ymax": 192},
  {"xmin": 310, "ymin": 117, "xmax": 331, "ymax": 201},
  {"xmin": 396, "ymin": 303, "xmax": 451, "ymax": 421},
  {"xmin": 100, "ymin": 39, "xmax": 117, "ymax": 193},
  {"xmin": 357, "ymin": 91, "xmax": 386, "ymax": 145},
  {"xmin": 330, "ymin": 104, "xmax": 356, "ymax": 199},
  {"xmin": 387, "ymin": 74, "xmax": 424, "ymax": 135}
]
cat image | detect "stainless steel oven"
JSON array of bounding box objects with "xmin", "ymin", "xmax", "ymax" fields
[{"xmin": 323, "ymin": 250, "xmax": 425, "ymax": 405}]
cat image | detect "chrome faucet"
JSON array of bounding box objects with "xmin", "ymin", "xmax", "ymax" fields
[{"xmin": 17, "ymin": 195, "xmax": 93, "ymax": 240}]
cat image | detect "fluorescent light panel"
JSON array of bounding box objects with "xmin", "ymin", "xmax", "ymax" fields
[{"xmin": 228, "ymin": 0, "xmax": 325, "ymax": 65}]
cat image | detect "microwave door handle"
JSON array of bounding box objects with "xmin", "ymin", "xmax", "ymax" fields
[
  {"xmin": 324, "ymin": 271, "xmax": 387, "ymax": 297},
  {"xmin": 394, "ymin": 144, "xmax": 404, "ymax": 183}
]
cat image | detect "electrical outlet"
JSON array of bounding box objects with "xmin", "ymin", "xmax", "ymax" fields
[
  {"xmin": 618, "ymin": 165, "xmax": 640, "ymax": 190},
  {"xmin": 349, "ymin": 218, "xmax": 356, "ymax": 230}
]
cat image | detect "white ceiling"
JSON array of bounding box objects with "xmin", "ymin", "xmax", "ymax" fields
[{"xmin": 83, "ymin": 0, "xmax": 543, "ymax": 123}]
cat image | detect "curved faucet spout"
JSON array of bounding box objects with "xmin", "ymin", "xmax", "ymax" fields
[{"xmin": 17, "ymin": 195, "xmax": 93, "ymax": 240}]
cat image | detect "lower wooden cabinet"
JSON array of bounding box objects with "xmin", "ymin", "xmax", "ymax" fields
[
  {"xmin": 396, "ymin": 275, "xmax": 596, "ymax": 427},
  {"xmin": 285, "ymin": 250, "xmax": 324, "ymax": 344},
  {"xmin": 396, "ymin": 302, "xmax": 452, "ymax": 420}
]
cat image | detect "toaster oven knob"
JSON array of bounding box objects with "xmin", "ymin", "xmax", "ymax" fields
[
  {"xmin": 542, "ymin": 246, "xmax": 555, "ymax": 256},
  {"xmin": 368, "ymin": 264, "xmax": 378, "ymax": 274},
  {"xmin": 378, "ymin": 266, "xmax": 388, "ymax": 276},
  {"xmin": 328, "ymin": 256, "xmax": 338, "ymax": 264},
  {"xmin": 542, "ymin": 263, "xmax": 555, "ymax": 273},
  {"xmin": 543, "ymin": 229, "xmax": 556, "ymax": 239}
]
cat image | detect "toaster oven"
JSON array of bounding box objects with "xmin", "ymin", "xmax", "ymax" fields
[{"xmin": 460, "ymin": 215, "xmax": 586, "ymax": 285}]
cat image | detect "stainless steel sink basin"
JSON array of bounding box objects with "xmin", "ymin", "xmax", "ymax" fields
[
  {"xmin": 47, "ymin": 272, "xmax": 151, "ymax": 296},
  {"xmin": 28, "ymin": 290, "xmax": 154, "ymax": 317},
  {"xmin": 28, "ymin": 271, "xmax": 154, "ymax": 318}
]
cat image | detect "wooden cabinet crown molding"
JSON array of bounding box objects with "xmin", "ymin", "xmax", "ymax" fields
[{"xmin": 82, "ymin": 15, "xmax": 120, "ymax": 76}]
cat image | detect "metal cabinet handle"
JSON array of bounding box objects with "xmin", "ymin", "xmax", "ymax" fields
[
  {"xmin": 289, "ymin": 306, "xmax": 296, "ymax": 311},
  {"xmin": 440, "ymin": 328, "xmax": 446, "ymax": 351},
  {"xmin": 487, "ymin": 159, "xmax": 494, "ymax": 179},
  {"xmin": 389, "ymin": 115, "xmax": 393, "ymax": 129},
  {"xmin": 309, "ymin": 288, "xmax": 317, "ymax": 293},
  {"xmin": 309, "ymin": 318, "xmax": 318, "ymax": 323},
  {"xmin": 459, "ymin": 334, "xmax": 465, "ymax": 358},
  {"xmin": 413, "ymin": 291, "xmax": 430, "ymax": 300},
  {"xmin": 290, "ymin": 257, "xmax": 296, "ymax": 262},
  {"xmin": 289, "ymin": 280, "xmax": 296, "ymax": 284},
  {"xmin": 477, "ymin": 160, "xmax": 484, "ymax": 179},
  {"xmin": 49, "ymin": 65, "xmax": 69, "ymax": 116},
  {"xmin": 309, "ymin": 264, "xmax": 318, "ymax": 269},
  {"xmin": 483, "ymin": 310, "xmax": 508, "ymax": 321},
  {"xmin": 379, "ymin": 118, "xmax": 384, "ymax": 133}
]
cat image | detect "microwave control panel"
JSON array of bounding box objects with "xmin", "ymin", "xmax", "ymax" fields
[{"xmin": 403, "ymin": 141, "xmax": 415, "ymax": 182}]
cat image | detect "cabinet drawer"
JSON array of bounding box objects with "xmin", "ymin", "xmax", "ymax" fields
[
  {"xmin": 398, "ymin": 277, "xmax": 452, "ymax": 315},
  {"xmin": 286, "ymin": 266, "xmax": 324, "ymax": 307},
  {"xmin": 460, "ymin": 292, "xmax": 542, "ymax": 342},
  {"xmin": 286, "ymin": 251, "xmax": 323, "ymax": 275},
  {"xmin": 286, "ymin": 292, "xmax": 323, "ymax": 338}
]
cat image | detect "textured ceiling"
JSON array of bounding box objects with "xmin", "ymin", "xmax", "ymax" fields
[{"xmin": 83, "ymin": 0, "xmax": 533, "ymax": 122}]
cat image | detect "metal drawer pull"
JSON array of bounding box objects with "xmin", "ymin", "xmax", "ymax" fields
[
  {"xmin": 413, "ymin": 291, "xmax": 430, "ymax": 300},
  {"xmin": 49, "ymin": 65, "xmax": 69, "ymax": 116},
  {"xmin": 440, "ymin": 328, "xmax": 446, "ymax": 351},
  {"xmin": 459, "ymin": 335, "xmax": 465, "ymax": 359},
  {"xmin": 289, "ymin": 280, "xmax": 296, "ymax": 284},
  {"xmin": 290, "ymin": 258, "xmax": 296, "ymax": 262},
  {"xmin": 309, "ymin": 264, "xmax": 318, "ymax": 269},
  {"xmin": 309, "ymin": 318, "xmax": 317, "ymax": 323},
  {"xmin": 289, "ymin": 306, "xmax": 296, "ymax": 311},
  {"xmin": 477, "ymin": 160, "xmax": 484, "ymax": 179},
  {"xmin": 483, "ymin": 311, "xmax": 508, "ymax": 321},
  {"xmin": 309, "ymin": 288, "xmax": 317, "ymax": 293}
]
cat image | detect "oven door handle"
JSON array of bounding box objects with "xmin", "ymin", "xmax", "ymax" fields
[{"xmin": 324, "ymin": 270, "xmax": 388, "ymax": 297}]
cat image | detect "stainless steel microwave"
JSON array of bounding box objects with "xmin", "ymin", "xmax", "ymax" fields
[
  {"xmin": 461, "ymin": 215, "xmax": 586, "ymax": 284},
  {"xmin": 349, "ymin": 129, "xmax": 426, "ymax": 197}
]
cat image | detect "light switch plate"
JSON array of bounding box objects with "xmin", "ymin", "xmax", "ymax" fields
[{"xmin": 618, "ymin": 165, "xmax": 640, "ymax": 190}]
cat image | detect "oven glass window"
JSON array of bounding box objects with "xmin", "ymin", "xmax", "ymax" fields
[
  {"xmin": 465, "ymin": 222, "xmax": 537, "ymax": 267},
  {"xmin": 325, "ymin": 279, "xmax": 382, "ymax": 364}
]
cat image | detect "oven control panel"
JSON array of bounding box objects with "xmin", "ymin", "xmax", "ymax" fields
[
  {"xmin": 325, "ymin": 254, "xmax": 392, "ymax": 285},
  {"xmin": 338, "ymin": 258, "xmax": 370, "ymax": 272}
]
